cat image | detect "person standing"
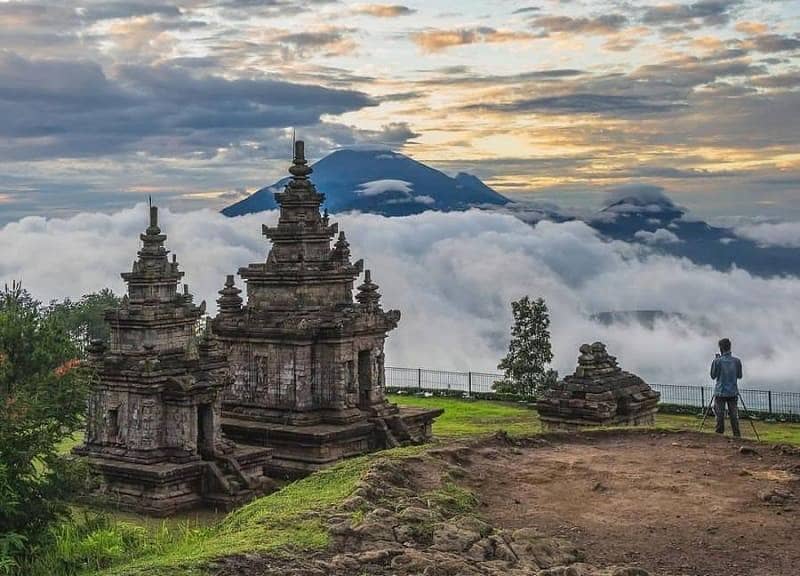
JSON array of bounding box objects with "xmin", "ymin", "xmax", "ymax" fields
[{"xmin": 710, "ymin": 338, "xmax": 742, "ymax": 437}]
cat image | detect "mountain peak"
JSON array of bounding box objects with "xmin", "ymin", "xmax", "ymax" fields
[
  {"xmin": 599, "ymin": 185, "xmax": 685, "ymax": 221},
  {"xmin": 222, "ymin": 148, "xmax": 508, "ymax": 217}
]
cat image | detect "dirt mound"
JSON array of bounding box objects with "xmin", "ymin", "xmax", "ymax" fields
[{"xmin": 212, "ymin": 430, "xmax": 799, "ymax": 576}]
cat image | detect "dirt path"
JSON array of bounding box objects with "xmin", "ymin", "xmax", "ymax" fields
[{"xmin": 468, "ymin": 431, "xmax": 800, "ymax": 576}]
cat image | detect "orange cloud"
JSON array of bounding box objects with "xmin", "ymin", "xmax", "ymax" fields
[
  {"xmin": 691, "ymin": 35, "xmax": 725, "ymax": 52},
  {"xmin": 735, "ymin": 21, "xmax": 769, "ymax": 35},
  {"xmin": 410, "ymin": 27, "xmax": 534, "ymax": 53},
  {"xmin": 353, "ymin": 4, "xmax": 415, "ymax": 17}
]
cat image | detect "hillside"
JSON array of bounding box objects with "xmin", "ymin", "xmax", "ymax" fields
[{"xmin": 222, "ymin": 149, "xmax": 509, "ymax": 217}]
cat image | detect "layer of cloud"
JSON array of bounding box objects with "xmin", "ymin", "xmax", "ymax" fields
[
  {"xmin": 354, "ymin": 179, "xmax": 434, "ymax": 205},
  {"xmin": 734, "ymin": 221, "xmax": 800, "ymax": 247},
  {"xmin": 0, "ymin": 51, "xmax": 375, "ymax": 160},
  {"xmin": 470, "ymin": 94, "xmax": 680, "ymax": 117},
  {"xmin": 634, "ymin": 228, "xmax": 683, "ymax": 244},
  {"xmin": 356, "ymin": 179, "xmax": 413, "ymax": 196},
  {"xmin": 641, "ymin": 0, "xmax": 743, "ymax": 28},
  {"xmin": 531, "ymin": 14, "xmax": 628, "ymax": 36},
  {"xmin": 2, "ymin": 207, "xmax": 799, "ymax": 392}
]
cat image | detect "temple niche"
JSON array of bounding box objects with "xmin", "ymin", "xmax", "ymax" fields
[
  {"xmin": 74, "ymin": 207, "xmax": 272, "ymax": 516},
  {"xmin": 212, "ymin": 141, "xmax": 442, "ymax": 476}
]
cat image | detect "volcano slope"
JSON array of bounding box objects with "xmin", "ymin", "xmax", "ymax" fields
[{"xmin": 209, "ymin": 430, "xmax": 799, "ymax": 576}]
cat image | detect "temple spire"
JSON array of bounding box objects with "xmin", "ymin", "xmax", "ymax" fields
[
  {"xmin": 122, "ymin": 204, "xmax": 184, "ymax": 305},
  {"xmin": 356, "ymin": 269, "xmax": 381, "ymax": 309},
  {"xmin": 217, "ymin": 274, "xmax": 243, "ymax": 314},
  {"xmin": 331, "ymin": 231, "xmax": 351, "ymax": 263}
]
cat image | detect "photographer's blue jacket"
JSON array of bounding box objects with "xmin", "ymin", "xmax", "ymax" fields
[{"xmin": 710, "ymin": 352, "xmax": 742, "ymax": 398}]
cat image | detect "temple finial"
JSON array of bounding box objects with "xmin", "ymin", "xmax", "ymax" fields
[
  {"xmin": 289, "ymin": 140, "xmax": 312, "ymax": 178},
  {"xmin": 140, "ymin": 204, "xmax": 166, "ymax": 256}
]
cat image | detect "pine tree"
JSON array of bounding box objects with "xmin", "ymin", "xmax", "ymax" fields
[{"xmin": 494, "ymin": 296, "xmax": 556, "ymax": 398}]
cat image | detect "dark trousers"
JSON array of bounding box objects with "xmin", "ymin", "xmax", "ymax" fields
[{"xmin": 714, "ymin": 395, "xmax": 741, "ymax": 438}]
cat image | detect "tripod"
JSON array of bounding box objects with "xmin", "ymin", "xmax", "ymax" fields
[
  {"xmin": 737, "ymin": 394, "xmax": 761, "ymax": 441},
  {"xmin": 698, "ymin": 393, "xmax": 715, "ymax": 432},
  {"xmin": 698, "ymin": 393, "xmax": 760, "ymax": 441}
]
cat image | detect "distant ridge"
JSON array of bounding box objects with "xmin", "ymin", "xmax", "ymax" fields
[
  {"xmin": 589, "ymin": 191, "xmax": 800, "ymax": 277},
  {"xmin": 222, "ymin": 149, "xmax": 509, "ymax": 217}
]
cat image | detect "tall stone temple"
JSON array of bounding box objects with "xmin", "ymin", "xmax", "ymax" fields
[
  {"xmin": 74, "ymin": 206, "xmax": 272, "ymax": 516},
  {"xmin": 212, "ymin": 141, "xmax": 442, "ymax": 476}
]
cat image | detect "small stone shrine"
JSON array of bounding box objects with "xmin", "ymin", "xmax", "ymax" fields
[
  {"xmin": 212, "ymin": 141, "xmax": 442, "ymax": 476},
  {"xmin": 74, "ymin": 206, "xmax": 272, "ymax": 516},
  {"xmin": 537, "ymin": 341, "xmax": 660, "ymax": 430}
]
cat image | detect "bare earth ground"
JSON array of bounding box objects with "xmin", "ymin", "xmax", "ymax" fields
[
  {"xmin": 469, "ymin": 431, "xmax": 800, "ymax": 576},
  {"xmin": 214, "ymin": 430, "xmax": 799, "ymax": 576}
]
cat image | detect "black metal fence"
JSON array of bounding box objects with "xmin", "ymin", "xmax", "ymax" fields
[{"xmin": 385, "ymin": 366, "xmax": 800, "ymax": 418}]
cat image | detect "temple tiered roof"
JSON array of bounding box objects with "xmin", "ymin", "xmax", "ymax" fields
[
  {"xmin": 106, "ymin": 206, "xmax": 205, "ymax": 354},
  {"xmin": 237, "ymin": 141, "xmax": 364, "ymax": 310}
]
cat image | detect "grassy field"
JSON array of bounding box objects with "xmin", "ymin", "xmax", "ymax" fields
[
  {"xmin": 389, "ymin": 394, "xmax": 800, "ymax": 444},
  {"xmin": 42, "ymin": 395, "xmax": 800, "ymax": 575}
]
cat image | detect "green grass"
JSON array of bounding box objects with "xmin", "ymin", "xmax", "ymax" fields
[
  {"xmin": 62, "ymin": 444, "xmax": 427, "ymax": 576},
  {"xmin": 389, "ymin": 394, "xmax": 800, "ymax": 444},
  {"xmin": 654, "ymin": 412, "xmax": 800, "ymax": 444},
  {"xmin": 56, "ymin": 432, "xmax": 83, "ymax": 455},
  {"xmin": 390, "ymin": 394, "xmax": 542, "ymax": 437}
]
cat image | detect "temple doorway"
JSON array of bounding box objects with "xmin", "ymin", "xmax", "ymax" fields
[{"xmin": 197, "ymin": 403, "xmax": 214, "ymax": 458}]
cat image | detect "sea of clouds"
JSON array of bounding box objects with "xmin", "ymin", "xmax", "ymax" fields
[{"xmin": 1, "ymin": 205, "xmax": 799, "ymax": 391}]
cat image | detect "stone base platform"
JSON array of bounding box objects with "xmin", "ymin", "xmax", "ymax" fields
[
  {"xmin": 539, "ymin": 409, "xmax": 658, "ymax": 432},
  {"xmin": 222, "ymin": 406, "xmax": 443, "ymax": 478},
  {"xmin": 74, "ymin": 444, "xmax": 273, "ymax": 516}
]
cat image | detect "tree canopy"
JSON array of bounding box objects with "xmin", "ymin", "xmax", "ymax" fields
[{"xmin": 0, "ymin": 283, "xmax": 96, "ymax": 571}]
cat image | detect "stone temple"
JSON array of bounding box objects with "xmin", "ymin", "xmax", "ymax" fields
[
  {"xmin": 212, "ymin": 141, "xmax": 442, "ymax": 477},
  {"xmin": 536, "ymin": 341, "xmax": 660, "ymax": 430},
  {"xmin": 74, "ymin": 207, "xmax": 272, "ymax": 515}
]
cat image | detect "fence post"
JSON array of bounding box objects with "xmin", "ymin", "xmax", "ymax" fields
[
  {"xmin": 768, "ymin": 391, "xmax": 772, "ymax": 414},
  {"xmin": 418, "ymin": 368, "xmax": 422, "ymax": 391},
  {"xmin": 468, "ymin": 372, "xmax": 472, "ymax": 396},
  {"xmin": 700, "ymin": 387, "xmax": 705, "ymax": 410}
]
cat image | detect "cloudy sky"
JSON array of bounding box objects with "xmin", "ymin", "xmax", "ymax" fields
[{"xmin": 0, "ymin": 0, "xmax": 798, "ymax": 222}]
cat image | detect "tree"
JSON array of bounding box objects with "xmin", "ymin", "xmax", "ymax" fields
[
  {"xmin": 0, "ymin": 282, "xmax": 91, "ymax": 572},
  {"xmin": 47, "ymin": 289, "xmax": 119, "ymax": 353},
  {"xmin": 494, "ymin": 296, "xmax": 557, "ymax": 398}
]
